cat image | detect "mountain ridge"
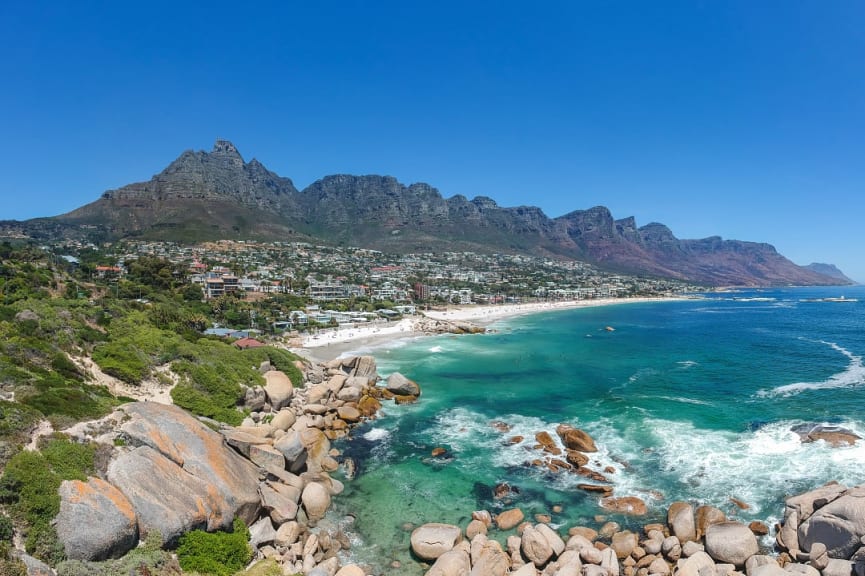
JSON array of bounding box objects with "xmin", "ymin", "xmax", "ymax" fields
[{"xmin": 3, "ymin": 139, "xmax": 849, "ymax": 287}]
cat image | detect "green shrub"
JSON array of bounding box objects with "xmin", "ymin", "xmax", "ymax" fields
[
  {"xmin": 176, "ymin": 518, "xmax": 251, "ymax": 576},
  {"xmin": 0, "ymin": 437, "xmax": 97, "ymax": 564},
  {"xmin": 0, "ymin": 513, "xmax": 13, "ymax": 542},
  {"xmin": 55, "ymin": 531, "xmax": 179, "ymax": 576}
]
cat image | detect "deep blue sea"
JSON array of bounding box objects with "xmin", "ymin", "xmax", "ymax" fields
[{"xmin": 330, "ymin": 287, "xmax": 865, "ymax": 573}]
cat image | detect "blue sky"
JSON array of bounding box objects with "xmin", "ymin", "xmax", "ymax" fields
[{"xmin": 1, "ymin": 1, "xmax": 863, "ymax": 281}]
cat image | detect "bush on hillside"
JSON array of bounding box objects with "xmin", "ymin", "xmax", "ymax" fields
[
  {"xmin": 0, "ymin": 437, "xmax": 97, "ymax": 564},
  {"xmin": 176, "ymin": 518, "xmax": 251, "ymax": 576}
]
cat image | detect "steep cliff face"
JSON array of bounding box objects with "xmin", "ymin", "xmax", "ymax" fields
[
  {"xmin": 29, "ymin": 140, "xmax": 848, "ymax": 286},
  {"xmin": 56, "ymin": 140, "xmax": 302, "ymax": 240},
  {"xmin": 804, "ymin": 263, "xmax": 856, "ymax": 284}
]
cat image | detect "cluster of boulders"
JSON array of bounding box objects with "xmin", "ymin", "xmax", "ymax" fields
[
  {"xmin": 776, "ymin": 482, "xmax": 865, "ymax": 576},
  {"xmin": 493, "ymin": 421, "xmax": 646, "ymax": 514},
  {"xmin": 414, "ymin": 316, "xmax": 487, "ymax": 335},
  {"xmin": 53, "ymin": 355, "xmax": 415, "ymax": 576},
  {"xmin": 409, "ymin": 484, "xmax": 865, "ymax": 576}
]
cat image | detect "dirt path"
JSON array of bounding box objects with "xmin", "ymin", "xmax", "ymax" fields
[
  {"xmin": 25, "ymin": 419, "xmax": 54, "ymax": 451},
  {"xmin": 72, "ymin": 355, "xmax": 176, "ymax": 404}
]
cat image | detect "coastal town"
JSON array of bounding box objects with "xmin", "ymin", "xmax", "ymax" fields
[{"xmin": 48, "ymin": 238, "xmax": 698, "ymax": 348}]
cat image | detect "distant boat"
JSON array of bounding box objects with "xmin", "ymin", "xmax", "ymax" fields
[{"xmin": 799, "ymin": 296, "xmax": 858, "ymax": 303}]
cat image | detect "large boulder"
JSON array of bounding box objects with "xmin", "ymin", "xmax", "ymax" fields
[
  {"xmin": 496, "ymin": 508, "xmax": 525, "ymax": 530},
  {"xmin": 119, "ymin": 402, "xmax": 261, "ymax": 525},
  {"xmin": 386, "ymin": 372, "xmax": 420, "ymax": 396},
  {"xmin": 695, "ymin": 505, "xmax": 727, "ymax": 539},
  {"xmin": 668, "ymin": 502, "xmax": 697, "ymax": 543},
  {"xmin": 798, "ymin": 485, "xmax": 865, "ymax": 559},
  {"xmin": 301, "ymin": 481, "xmax": 332, "ymax": 523},
  {"xmin": 107, "ymin": 446, "xmax": 214, "ymax": 546},
  {"xmin": 351, "ymin": 355, "xmax": 378, "ymax": 379},
  {"xmin": 786, "ymin": 483, "xmax": 848, "ymax": 521},
  {"xmin": 676, "ymin": 551, "xmax": 716, "ymax": 576},
  {"xmin": 55, "ymin": 477, "xmax": 138, "ymax": 561},
  {"xmin": 704, "ymin": 522, "xmax": 759, "ymax": 567},
  {"xmin": 274, "ymin": 429, "xmax": 307, "ymax": 472},
  {"xmin": 600, "ymin": 496, "xmax": 647, "ymax": 515},
  {"xmin": 259, "ymin": 484, "xmax": 299, "ymax": 525},
  {"xmin": 411, "ymin": 523, "xmax": 463, "ymax": 561},
  {"xmin": 263, "ymin": 370, "xmax": 294, "ymax": 410},
  {"xmin": 611, "ymin": 531, "xmax": 638, "ymax": 559},
  {"xmin": 426, "ymin": 546, "xmax": 471, "ymax": 576},
  {"xmin": 556, "ymin": 424, "xmax": 597, "ymax": 453},
  {"xmin": 522, "ymin": 524, "xmax": 555, "ymax": 567},
  {"xmin": 470, "ymin": 535, "xmax": 509, "ymax": 576}
]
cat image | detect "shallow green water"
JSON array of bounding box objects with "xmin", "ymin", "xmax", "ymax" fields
[{"xmin": 330, "ymin": 288, "xmax": 865, "ymax": 572}]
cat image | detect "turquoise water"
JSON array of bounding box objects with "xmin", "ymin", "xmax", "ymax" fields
[{"xmin": 330, "ymin": 287, "xmax": 865, "ymax": 572}]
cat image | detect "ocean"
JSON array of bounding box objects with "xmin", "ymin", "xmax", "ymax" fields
[{"xmin": 329, "ymin": 286, "xmax": 865, "ymax": 573}]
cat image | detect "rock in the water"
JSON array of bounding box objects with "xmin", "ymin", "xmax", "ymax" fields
[
  {"xmin": 704, "ymin": 522, "xmax": 759, "ymax": 567},
  {"xmin": 119, "ymin": 402, "xmax": 261, "ymax": 527},
  {"xmin": 386, "ymin": 372, "xmax": 420, "ymax": 396},
  {"xmin": 301, "ymin": 481, "xmax": 332, "ymax": 523},
  {"xmin": 496, "ymin": 508, "xmax": 525, "ymax": 530},
  {"xmin": 668, "ymin": 502, "xmax": 697, "ymax": 543},
  {"xmin": 556, "ymin": 424, "xmax": 598, "ymax": 452},
  {"xmin": 601, "ymin": 496, "xmax": 647, "ymax": 515},
  {"xmin": 263, "ymin": 370, "xmax": 294, "ymax": 410},
  {"xmin": 794, "ymin": 424, "xmax": 861, "ymax": 448},
  {"xmin": 55, "ymin": 477, "xmax": 138, "ymax": 561},
  {"xmin": 410, "ymin": 523, "xmax": 463, "ymax": 561},
  {"xmin": 798, "ymin": 486, "xmax": 865, "ymax": 559},
  {"xmin": 696, "ymin": 505, "xmax": 727, "ymax": 539},
  {"xmin": 337, "ymin": 405, "xmax": 361, "ymax": 423}
]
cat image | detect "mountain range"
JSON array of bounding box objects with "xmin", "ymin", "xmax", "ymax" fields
[{"xmin": 1, "ymin": 140, "xmax": 850, "ymax": 287}]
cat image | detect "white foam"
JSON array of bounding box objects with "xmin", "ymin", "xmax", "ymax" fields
[
  {"xmin": 760, "ymin": 340, "xmax": 865, "ymax": 397},
  {"xmin": 677, "ymin": 360, "xmax": 699, "ymax": 369},
  {"xmin": 615, "ymin": 418, "xmax": 865, "ymax": 514},
  {"xmin": 429, "ymin": 345, "xmax": 443, "ymax": 353},
  {"xmin": 363, "ymin": 427, "xmax": 391, "ymax": 441}
]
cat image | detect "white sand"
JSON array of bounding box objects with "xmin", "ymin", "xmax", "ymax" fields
[
  {"xmin": 298, "ymin": 318, "xmax": 418, "ymax": 348},
  {"xmin": 294, "ymin": 297, "xmax": 680, "ymax": 359},
  {"xmin": 422, "ymin": 297, "xmax": 678, "ymax": 324}
]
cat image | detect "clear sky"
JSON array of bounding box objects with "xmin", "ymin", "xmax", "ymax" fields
[{"xmin": 1, "ymin": 1, "xmax": 863, "ymax": 281}]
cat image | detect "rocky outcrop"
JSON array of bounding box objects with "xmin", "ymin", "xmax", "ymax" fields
[
  {"xmin": 410, "ymin": 523, "xmax": 463, "ymax": 561},
  {"xmin": 263, "ymin": 370, "xmax": 294, "ymax": 410},
  {"xmin": 53, "ymin": 354, "xmax": 399, "ymax": 575},
  {"xmin": 43, "ymin": 139, "xmax": 846, "ymax": 286},
  {"xmin": 55, "ymin": 477, "xmax": 138, "ymax": 560},
  {"xmin": 119, "ymin": 402, "xmax": 262, "ymax": 527}
]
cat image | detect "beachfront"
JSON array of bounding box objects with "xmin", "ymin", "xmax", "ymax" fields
[{"xmin": 291, "ymin": 296, "xmax": 680, "ymax": 361}]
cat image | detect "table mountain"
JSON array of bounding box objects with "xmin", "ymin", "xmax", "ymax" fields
[
  {"xmin": 56, "ymin": 139, "xmax": 305, "ymax": 242},
  {"xmin": 1, "ymin": 139, "xmax": 847, "ymax": 286}
]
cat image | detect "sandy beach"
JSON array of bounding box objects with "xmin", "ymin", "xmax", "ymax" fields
[
  {"xmin": 420, "ymin": 296, "xmax": 678, "ymax": 325},
  {"xmin": 291, "ymin": 296, "xmax": 680, "ymax": 362}
]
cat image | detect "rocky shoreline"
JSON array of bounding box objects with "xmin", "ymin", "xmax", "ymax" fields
[{"xmin": 30, "ymin": 353, "xmax": 865, "ymax": 576}]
